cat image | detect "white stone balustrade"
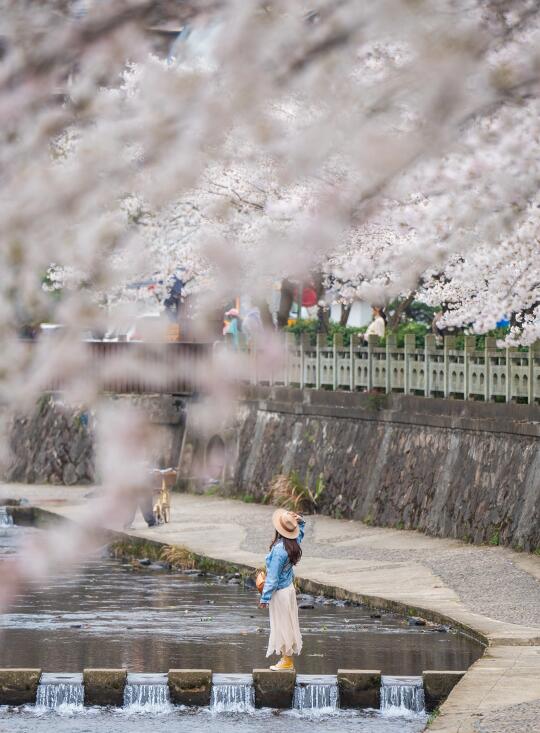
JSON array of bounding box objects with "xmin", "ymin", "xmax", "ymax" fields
[{"xmin": 251, "ymin": 333, "xmax": 540, "ymax": 404}]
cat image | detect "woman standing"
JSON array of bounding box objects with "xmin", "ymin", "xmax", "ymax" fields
[{"xmin": 259, "ymin": 509, "xmax": 305, "ymax": 671}]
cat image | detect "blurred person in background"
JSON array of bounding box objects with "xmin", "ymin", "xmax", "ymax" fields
[
  {"xmin": 363, "ymin": 306, "xmax": 386, "ymax": 341},
  {"xmin": 241, "ymin": 306, "xmax": 263, "ymax": 345},
  {"xmin": 223, "ymin": 307, "xmax": 241, "ymax": 348}
]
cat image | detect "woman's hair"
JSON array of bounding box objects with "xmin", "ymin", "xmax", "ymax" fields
[
  {"xmin": 270, "ymin": 531, "xmax": 302, "ymax": 566},
  {"xmin": 373, "ymin": 306, "xmax": 386, "ymax": 322}
]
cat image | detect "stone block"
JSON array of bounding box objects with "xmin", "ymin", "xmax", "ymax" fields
[
  {"xmin": 252, "ymin": 669, "xmax": 296, "ymax": 709},
  {"xmin": 337, "ymin": 669, "xmax": 381, "ymax": 709},
  {"xmin": 83, "ymin": 668, "xmax": 126, "ymax": 706},
  {"xmin": 423, "ymin": 670, "xmax": 465, "ymax": 712},
  {"xmin": 168, "ymin": 669, "xmax": 212, "ymax": 706},
  {"xmin": 0, "ymin": 668, "xmax": 41, "ymax": 706}
]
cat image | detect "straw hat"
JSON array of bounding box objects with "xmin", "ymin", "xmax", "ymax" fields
[{"xmin": 272, "ymin": 508, "xmax": 300, "ymax": 539}]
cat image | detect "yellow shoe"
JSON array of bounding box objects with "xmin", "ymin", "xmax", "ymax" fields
[{"xmin": 270, "ymin": 656, "xmax": 295, "ymax": 671}]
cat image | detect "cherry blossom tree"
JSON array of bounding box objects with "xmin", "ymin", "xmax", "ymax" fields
[
  {"xmin": 0, "ymin": 0, "xmax": 539, "ymax": 602},
  {"xmin": 73, "ymin": 0, "xmax": 538, "ymax": 343}
]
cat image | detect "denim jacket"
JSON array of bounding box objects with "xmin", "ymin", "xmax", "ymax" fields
[{"xmin": 260, "ymin": 519, "xmax": 305, "ymax": 604}]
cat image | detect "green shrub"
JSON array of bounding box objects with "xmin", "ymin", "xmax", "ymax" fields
[
  {"xmin": 489, "ymin": 529, "xmax": 500, "ymax": 546},
  {"xmin": 285, "ymin": 319, "xmax": 365, "ymax": 347},
  {"xmin": 284, "ymin": 319, "xmax": 513, "ymax": 350}
]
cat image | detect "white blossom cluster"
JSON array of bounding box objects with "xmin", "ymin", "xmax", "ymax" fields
[
  {"xmin": 0, "ymin": 0, "xmax": 539, "ymax": 605},
  {"xmin": 0, "ymin": 1, "xmax": 537, "ymax": 376}
]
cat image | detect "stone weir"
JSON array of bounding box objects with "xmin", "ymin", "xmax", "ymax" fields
[
  {"xmin": 0, "ymin": 668, "xmax": 463, "ymax": 714},
  {"xmin": 219, "ymin": 387, "xmax": 540, "ymax": 550}
]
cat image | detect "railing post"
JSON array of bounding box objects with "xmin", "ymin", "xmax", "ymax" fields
[
  {"xmin": 316, "ymin": 333, "xmax": 325, "ymax": 390},
  {"xmin": 250, "ymin": 340, "xmax": 258, "ymax": 385},
  {"xmin": 385, "ymin": 334, "xmax": 396, "ymax": 394},
  {"xmin": 284, "ymin": 332, "xmax": 293, "ymax": 387},
  {"xmin": 268, "ymin": 334, "xmax": 275, "ymax": 386},
  {"xmin": 505, "ymin": 345, "xmax": 518, "ymax": 402},
  {"xmin": 484, "ymin": 336, "xmax": 497, "ymax": 402},
  {"xmin": 505, "ymin": 346, "xmax": 512, "ymax": 402},
  {"xmin": 350, "ymin": 334, "xmax": 360, "ymax": 391},
  {"xmin": 530, "ymin": 341, "xmax": 540, "ymax": 405},
  {"xmin": 463, "ymin": 335, "xmax": 476, "ymax": 399},
  {"xmin": 333, "ymin": 333, "xmax": 343, "ymax": 391},
  {"xmin": 367, "ymin": 334, "xmax": 377, "ymax": 391},
  {"xmin": 424, "ymin": 334, "xmax": 437, "ymax": 397},
  {"xmin": 300, "ymin": 333, "xmax": 309, "ymax": 389},
  {"xmin": 404, "ymin": 334, "xmax": 415, "ymax": 395},
  {"xmin": 443, "ymin": 335, "xmax": 455, "ymax": 397}
]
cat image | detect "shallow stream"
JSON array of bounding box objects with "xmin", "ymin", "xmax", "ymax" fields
[{"xmin": 0, "ymin": 517, "xmax": 484, "ymax": 732}]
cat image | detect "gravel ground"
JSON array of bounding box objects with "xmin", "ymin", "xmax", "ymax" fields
[
  {"xmin": 473, "ymin": 699, "xmax": 540, "ymax": 733},
  {"xmin": 241, "ymin": 521, "xmax": 540, "ymax": 629}
]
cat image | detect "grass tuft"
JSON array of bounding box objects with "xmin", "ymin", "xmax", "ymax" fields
[
  {"xmin": 264, "ymin": 470, "xmax": 325, "ymax": 513},
  {"xmin": 161, "ymin": 544, "xmax": 196, "ymax": 570}
]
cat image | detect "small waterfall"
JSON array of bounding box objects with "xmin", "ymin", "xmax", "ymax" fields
[
  {"xmin": 36, "ymin": 673, "xmax": 84, "ymax": 711},
  {"xmin": 123, "ymin": 673, "xmax": 171, "ymax": 713},
  {"xmin": 293, "ymin": 675, "xmax": 339, "ymax": 714},
  {"xmin": 380, "ymin": 676, "xmax": 425, "ymax": 716},
  {"xmin": 0, "ymin": 507, "xmax": 13, "ymax": 527},
  {"xmin": 211, "ymin": 674, "xmax": 255, "ymax": 713}
]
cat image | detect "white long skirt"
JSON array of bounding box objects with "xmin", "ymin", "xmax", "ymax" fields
[{"xmin": 266, "ymin": 584, "xmax": 303, "ymax": 657}]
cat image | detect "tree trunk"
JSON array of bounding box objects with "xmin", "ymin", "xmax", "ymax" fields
[
  {"xmin": 256, "ymin": 299, "xmax": 274, "ymax": 329},
  {"xmin": 317, "ymin": 304, "xmax": 330, "ymax": 333},
  {"xmin": 277, "ymin": 279, "xmax": 295, "ymax": 329},
  {"xmin": 388, "ymin": 293, "xmax": 415, "ymax": 329},
  {"xmin": 340, "ymin": 303, "xmax": 352, "ymax": 327}
]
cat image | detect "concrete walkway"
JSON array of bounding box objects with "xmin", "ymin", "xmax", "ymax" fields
[{"xmin": 2, "ymin": 484, "xmax": 540, "ymax": 733}]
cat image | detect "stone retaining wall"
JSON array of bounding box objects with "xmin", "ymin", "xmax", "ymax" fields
[
  {"xmin": 3, "ymin": 385, "xmax": 539, "ymax": 551},
  {"xmin": 4, "ymin": 395, "xmax": 95, "ymax": 484},
  {"xmin": 1, "ymin": 394, "xmax": 187, "ymax": 484},
  {"xmin": 231, "ymin": 387, "xmax": 540, "ymax": 551}
]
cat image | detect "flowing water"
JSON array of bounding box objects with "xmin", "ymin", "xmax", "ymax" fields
[
  {"xmin": 211, "ymin": 674, "xmax": 255, "ymax": 713},
  {"xmin": 1, "ymin": 708, "xmax": 427, "ymax": 733},
  {"xmin": 380, "ymin": 676, "xmax": 425, "ymax": 716},
  {"xmin": 35, "ymin": 673, "xmax": 84, "ymax": 712},
  {"xmin": 123, "ymin": 674, "xmax": 172, "ymax": 713},
  {"xmin": 293, "ymin": 675, "xmax": 339, "ymax": 713},
  {"xmin": 0, "ymin": 507, "xmax": 13, "ymax": 527}
]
